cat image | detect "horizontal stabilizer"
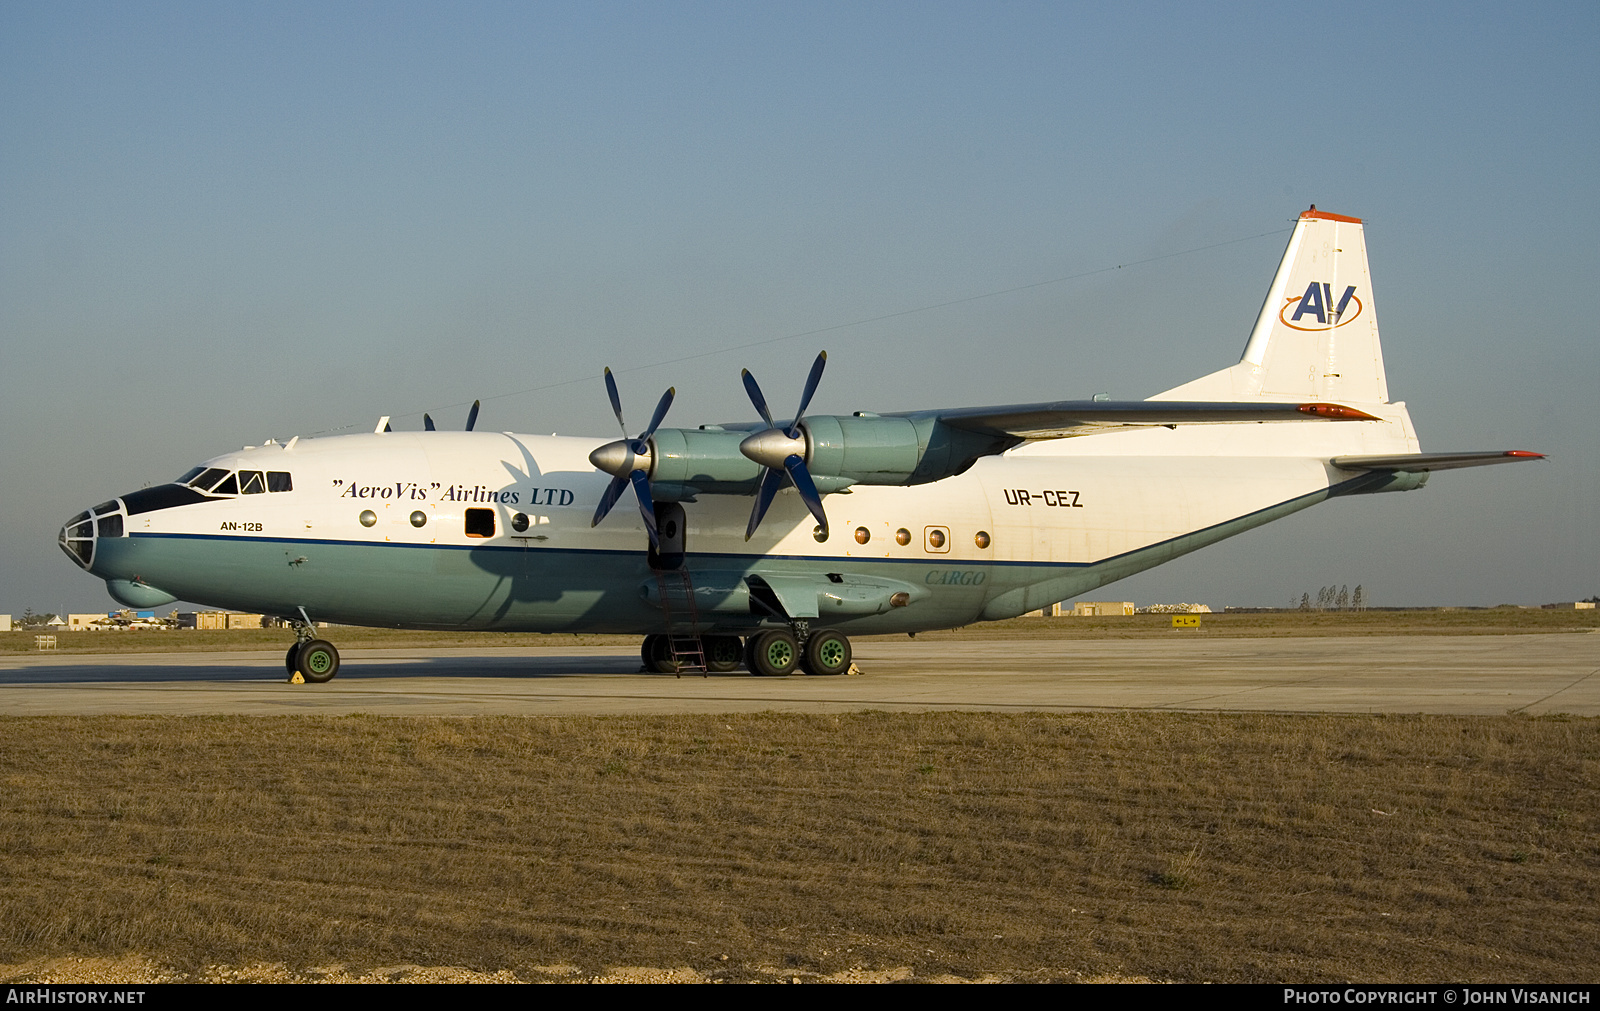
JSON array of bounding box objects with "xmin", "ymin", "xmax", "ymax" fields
[
  {"xmin": 1331, "ymin": 451, "xmax": 1544, "ymax": 472},
  {"xmin": 934, "ymin": 400, "xmax": 1378, "ymax": 441}
]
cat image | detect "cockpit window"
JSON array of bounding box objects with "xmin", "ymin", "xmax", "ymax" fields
[
  {"xmin": 176, "ymin": 467, "xmax": 293, "ymax": 498},
  {"xmin": 189, "ymin": 468, "xmax": 230, "ymax": 491},
  {"xmin": 177, "ymin": 467, "xmax": 205, "ymax": 484},
  {"xmin": 121, "ymin": 484, "xmax": 209, "ymax": 515}
]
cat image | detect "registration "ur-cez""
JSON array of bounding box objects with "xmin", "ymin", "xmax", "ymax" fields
[{"xmin": 1002, "ymin": 489, "xmax": 1083, "ymax": 508}]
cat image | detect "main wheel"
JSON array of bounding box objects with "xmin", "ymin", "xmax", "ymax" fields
[
  {"xmin": 285, "ymin": 643, "xmax": 301, "ymax": 676},
  {"xmin": 641, "ymin": 634, "xmax": 679, "ymax": 674},
  {"xmin": 701, "ymin": 635, "xmax": 743, "ymax": 673},
  {"xmin": 801, "ymin": 628, "xmax": 852, "ymax": 676},
  {"xmin": 295, "ymin": 639, "xmax": 340, "ymax": 684},
  {"xmin": 747, "ymin": 629, "xmax": 800, "ymax": 677}
]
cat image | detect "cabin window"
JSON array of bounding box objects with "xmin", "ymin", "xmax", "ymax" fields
[
  {"xmin": 854, "ymin": 527, "xmax": 870, "ymax": 544},
  {"xmin": 239, "ymin": 471, "xmax": 266, "ymax": 495},
  {"xmin": 410, "ymin": 511, "xmax": 427, "ymax": 528},
  {"xmin": 511, "ymin": 513, "xmax": 529, "ymax": 532},
  {"xmin": 359, "ymin": 510, "xmax": 377, "ymax": 527},
  {"xmin": 267, "ymin": 471, "xmax": 293, "ymax": 492},
  {"xmin": 464, "ymin": 508, "xmax": 495, "ymax": 538}
]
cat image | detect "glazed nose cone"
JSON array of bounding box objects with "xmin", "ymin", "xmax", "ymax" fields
[{"xmin": 59, "ymin": 510, "xmax": 95, "ymax": 569}]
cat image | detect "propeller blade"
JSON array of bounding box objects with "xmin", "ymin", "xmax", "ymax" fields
[
  {"xmin": 640, "ymin": 386, "xmax": 676, "ymax": 440},
  {"xmin": 744, "ymin": 468, "xmax": 786, "ymax": 541},
  {"xmin": 603, "ymin": 368, "xmax": 628, "ymax": 436},
  {"xmin": 591, "ymin": 474, "xmax": 631, "ymax": 529},
  {"xmin": 783, "ymin": 454, "xmax": 828, "ymax": 534},
  {"xmin": 465, "ymin": 401, "xmax": 480, "ymax": 432},
  {"xmin": 742, "ymin": 351, "xmax": 830, "ymax": 539},
  {"xmin": 423, "ymin": 414, "xmax": 435, "ymax": 432},
  {"xmin": 741, "ymin": 369, "xmax": 776, "ymax": 429},
  {"xmin": 789, "ymin": 351, "xmax": 828, "ymax": 437},
  {"xmin": 629, "ymin": 469, "xmax": 660, "ymax": 549}
]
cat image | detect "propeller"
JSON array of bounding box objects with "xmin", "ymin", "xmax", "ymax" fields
[
  {"xmin": 737, "ymin": 351, "xmax": 829, "ymax": 541},
  {"xmin": 422, "ymin": 401, "xmax": 479, "ymax": 432},
  {"xmin": 587, "ymin": 368, "xmax": 676, "ymax": 548}
]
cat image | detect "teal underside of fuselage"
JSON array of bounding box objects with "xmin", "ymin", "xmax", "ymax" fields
[{"xmin": 87, "ymin": 475, "xmax": 1377, "ymax": 634}]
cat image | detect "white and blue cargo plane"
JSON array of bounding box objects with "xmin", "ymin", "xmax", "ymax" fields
[{"xmin": 59, "ymin": 208, "xmax": 1541, "ymax": 682}]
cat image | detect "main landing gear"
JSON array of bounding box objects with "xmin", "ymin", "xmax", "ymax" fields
[
  {"xmin": 642, "ymin": 627, "xmax": 853, "ymax": 677},
  {"xmin": 285, "ymin": 610, "xmax": 340, "ymax": 684}
]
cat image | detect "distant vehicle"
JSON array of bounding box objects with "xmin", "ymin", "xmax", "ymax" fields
[{"xmin": 59, "ymin": 208, "xmax": 1541, "ymax": 681}]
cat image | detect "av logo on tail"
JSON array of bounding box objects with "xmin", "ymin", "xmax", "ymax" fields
[{"xmin": 1281, "ymin": 281, "xmax": 1362, "ymax": 330}]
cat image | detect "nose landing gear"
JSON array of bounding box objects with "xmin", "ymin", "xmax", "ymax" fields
[{"xmin": 285, "ymin": 609, "xmax": 340, "ymax": 684}]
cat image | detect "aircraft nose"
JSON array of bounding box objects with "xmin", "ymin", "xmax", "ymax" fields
[
  {"xmin": 58, "ymin": 500, "xmax": 125, "ymax": 572},
  {"xmin": 59, "ymin": 510, "xmax": 96, "ymax": 570}
]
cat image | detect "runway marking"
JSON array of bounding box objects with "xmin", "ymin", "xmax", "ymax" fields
[{"xmin": 1509, "ymin": 665, "xmax": 1600, "ymax": 714}]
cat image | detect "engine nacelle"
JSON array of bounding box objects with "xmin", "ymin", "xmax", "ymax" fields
[
  {"xmin": 802, "ymin": 414, "xmax": 1010, "ymax": 486},
  {"xmin": 615, "ymin": 415, "xmax": 1012, "ymax": 499},
  {"xmin": 647, "ymin": 428, "xmax": 763, "ymax": 495}
]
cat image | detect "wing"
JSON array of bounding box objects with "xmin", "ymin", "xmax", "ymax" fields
[
  {"xmin": 930, "ymin": 399, "xmax": 1379, "ymax": 440},
  {"xmin": 1330, "ymin": 451, "xmax": 1545, "ymax": 472}
]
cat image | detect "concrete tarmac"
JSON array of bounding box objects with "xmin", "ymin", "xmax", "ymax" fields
[{"xmin": 1, "ymin": 632, "xmax": 1595, "ymax": 716}]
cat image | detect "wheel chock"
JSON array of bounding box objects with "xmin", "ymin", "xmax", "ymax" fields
[{"xmin": 288, "ymin": 670, "xmax": 305, "ymax": 684}]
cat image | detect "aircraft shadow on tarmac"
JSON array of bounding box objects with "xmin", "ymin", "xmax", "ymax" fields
[{"xmin": 0, "ymin": 654, "xmax": 693, "ymax": 686}]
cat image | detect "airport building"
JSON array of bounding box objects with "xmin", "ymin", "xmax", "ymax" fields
[
  {"xmin": 0, "ymin": 614, "xmax": 10, "ymax": 632},
  {"xmin": 175, "ymin": 612, "xmax": 267, "ymax": 629},
  {"xmin": 1072, "ymin": 601, "xmax": 1137, "ymax": 616},
  {"xmin": 1025, "ymin": 601, "xmax": 1138, "ymax": 617}
]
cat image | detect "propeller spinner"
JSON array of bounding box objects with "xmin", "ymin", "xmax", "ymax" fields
[
  {"xmin": 588, "ymin": 369, "xmax": 675, "ymax": 548},
  {"xmin": 738, "ymin": 351, "xmax": 829, "ymax": 541}
]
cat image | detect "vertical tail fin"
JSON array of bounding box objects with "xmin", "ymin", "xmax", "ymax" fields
[{"xmin": 1152, "ymin": 207, "xmax": 1389, "ymax": 404}]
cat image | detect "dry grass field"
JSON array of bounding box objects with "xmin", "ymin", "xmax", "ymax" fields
[
  {"xmin": 4, "ymin": 607, "xmax": 1595, "ymax": 656},
  {"xmin": 0, "ymin": 712, "xmax": 1595, "ymax": 983}
]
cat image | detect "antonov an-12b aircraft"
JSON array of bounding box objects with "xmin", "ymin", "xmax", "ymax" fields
[{"xmin": 59, "ymin": 208, "xmax": 1541, "ymax": 682}]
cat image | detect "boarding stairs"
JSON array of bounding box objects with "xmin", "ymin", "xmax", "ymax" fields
[{"xmin": 653, "ymin": 567, "xmax": 707, "ymax": 676}]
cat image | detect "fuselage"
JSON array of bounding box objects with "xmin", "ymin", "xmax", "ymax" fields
[{"xmin": 61, "ymin": 403, "xmax": 1422, "ymax": 634}]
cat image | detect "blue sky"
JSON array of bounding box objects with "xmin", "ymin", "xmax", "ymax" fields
[{"xmin": 3, "ymin": 1, "xmax": 1595, "ymax": 615}]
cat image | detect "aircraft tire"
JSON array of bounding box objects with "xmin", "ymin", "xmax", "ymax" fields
[
  {"xmin": 748, "ymin": 630, "xmax": 800, "ymax": 677},
  {"xmin": 703, "ymin": 635, "xmax": 743, "ymax": 673},
  {"xmin": 801, "ymin": 629, "xmax": 851, "ymax": 676},
  {"xmin": 641, "ymin": 634, "xmax": 679, "ymax": 674},
  {"xmin": 296, "ymin": 639, "xmax": 340, "ymax": 684},
  {"xmin": 285, "ymin": 644, "xmax": 301, "ymax": 676}
]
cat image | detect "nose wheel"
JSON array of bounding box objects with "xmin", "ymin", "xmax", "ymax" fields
[
  {"xmin": 293, "ymin": 639, "xmax": 341, "ymax": 683},
  {"xmin": 284, "ymin": 608, "xmax": 340, "ymax": 684}
]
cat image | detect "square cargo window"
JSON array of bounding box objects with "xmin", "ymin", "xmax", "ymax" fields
[{"xmin": 464, "ymin": 508, "xmax": 495, "ymax": 538}]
